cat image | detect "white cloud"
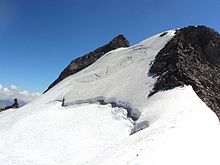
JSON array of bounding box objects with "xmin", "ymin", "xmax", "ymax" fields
[
  {"xmin": 0, "ymin": 84, "xmax": 3, "ymax": 90},
  {"xmin": 10, "ymin": 84, "xmax": 17, "ymax": 90},
  {"xmin": 0, "ymin": 84, "xmax": 41, "ymax": 103},
  {"xmin": 3, "ymin": 87, "xmax": 10, "ymax": 93}
]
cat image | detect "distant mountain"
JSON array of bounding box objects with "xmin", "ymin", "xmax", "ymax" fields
[
  {"xmin": 0, "ymin": 99, "xmax": 13, "ymax": 107},
  {"xmin": 0, "ymin": 99, "xmax": 26, "ymax": 107}
]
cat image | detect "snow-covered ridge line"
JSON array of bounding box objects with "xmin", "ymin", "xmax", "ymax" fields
[
  {"xmin": 29, "ymin": 30, "xmax": 177, "ymax": 137},
  {"xmin": 43, "ymin": 30, "xmax": 176, "ymax": 120},
  {"xmin": 44, "ymin": 35, "xmax": 130, "ymax": 93}
]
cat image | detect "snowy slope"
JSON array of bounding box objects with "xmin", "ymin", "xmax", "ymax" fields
[
  {"xmin": 41, "ymin": 30, "xmax": 176, "ymax": 119},
  {"xmin": 0, "ymin": 30, "xmax": 220, "ymax": 165},
  {"xmin": 0, "ymin": 103, "xmax": 134, "ymax": 164},
  {"xmin": 94, "ymin": 86, "xmax": 220, "ymax": 165}
]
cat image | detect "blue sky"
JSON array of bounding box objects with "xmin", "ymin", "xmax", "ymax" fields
[{"xmin": 0, "ymin": 0, "xmax": 220, "ymax": 93}]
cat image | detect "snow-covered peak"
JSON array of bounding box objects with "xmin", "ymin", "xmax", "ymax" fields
[
  {"xmin": 41, "ymin": 30, "xmax": 176, "ymax": 119},
  {"xmin": 0, "ymin": 29, "xmax": 220, "ymax": 165}
]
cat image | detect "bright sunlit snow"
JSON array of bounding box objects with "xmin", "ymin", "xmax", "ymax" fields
[
  {"xmin": 0, "ymin": 102, "xmax": 133, "ymax": 164},
  {"xmin": 0, "ymin": 30, "xmax": 220, "ymax": 165}
]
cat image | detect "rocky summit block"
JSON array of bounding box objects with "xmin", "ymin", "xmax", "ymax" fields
[
  {"xmin": 44, "ymin": 35, "xmax": 130, "ymax": 93},
  {"xmin": 149, "ymin": 25, "xmax": 220, "ymax": 119}
]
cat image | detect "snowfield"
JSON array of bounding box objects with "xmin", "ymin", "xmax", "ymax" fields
[
  {"xmin": 0, "ymin": 30, "xmax": 220, "ymax": 165},
  {"xmin": 0, "ymin": 102, "xmax": 133, "ymax": 164}
]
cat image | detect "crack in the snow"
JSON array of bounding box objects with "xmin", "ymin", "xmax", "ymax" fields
[{"xmin": 61, "ymin": 96, "xmax": 149, "ymax": 135}]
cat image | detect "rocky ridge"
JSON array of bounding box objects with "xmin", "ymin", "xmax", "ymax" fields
[{"xmin": 149, "ymin": 26, "xmax": 220, "ymax": 119}]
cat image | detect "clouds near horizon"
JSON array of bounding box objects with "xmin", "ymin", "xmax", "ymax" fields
[{"xmin": 0, "ymin": 84, "xmax": 41, "ymax": 103}]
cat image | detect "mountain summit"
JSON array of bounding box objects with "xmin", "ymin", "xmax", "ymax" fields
[
  {"xmin": 0, "ymin": 26, "xmax": 220, "ymax": 165},
  {"xmin": 44, "ymin": 35, "xmax": 130, "ymax": 93},
  {"xmin": 46, "ymin": 26, "xmax": 220, "ymax": 120}
]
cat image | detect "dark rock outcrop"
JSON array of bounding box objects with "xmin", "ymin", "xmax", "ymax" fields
[
  {"xmin": 44, "ymin": 35, "xmax": 130, "ymax": 93},
  {"xmin": 0, "ymin": 98, "xmax": 19, "ymax": 112},
  {"xmin": 149, "ymin": 26, "xmax": 220, "ymax": 119}
]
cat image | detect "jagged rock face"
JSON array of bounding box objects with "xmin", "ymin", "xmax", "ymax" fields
[
  {"xmin": 149, "ymin": 26, "xmax": 220, "ymax": 119},
  {"xmin": 44, "ymin": 35, "xmax": 130, "ymax": 93}
]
